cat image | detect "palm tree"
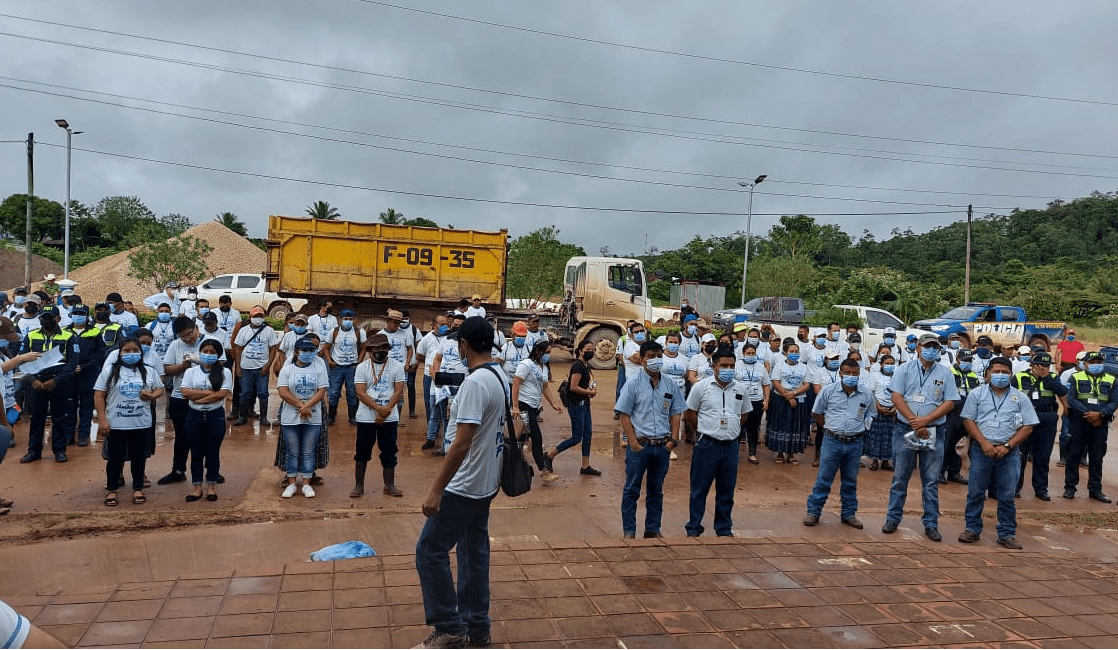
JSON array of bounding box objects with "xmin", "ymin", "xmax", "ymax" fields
[
  {"xmin": 306, "ymin": 201, "xmax": 340, "ymax": 220},
  {"xmin": 214, "ymin": 211, "xmax": 248, "ymax": 237},
  {"xmin": 379, "ymin": 208, "xmax": 405, "ymax": 224}
]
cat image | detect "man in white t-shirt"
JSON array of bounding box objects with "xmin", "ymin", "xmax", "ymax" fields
[
  {"xmin": 326, "ymin": 308, "xmax": 367, "ymax": 425},
  {"xmin": 416, "ymin": 317, "xmax": 506, "ymax": 649},
  {"xmin": 465, "ymin": 294, "xmax": 487, "ymax": 319},
  {"xmin": 232, "ymin": 306, "xmax": 279, "ymax": 427},
  {"xmin": 143, "ymin": 282, "xmax": 181, "ymax": 316},
  {"xmin": 525, "ymin": 313, "xmax": 548, "ymax": 351},
  {"xmin": 214, "ymin": 295, "xmax": 241, "ymax": 334},
  {"xmin": 427, "ymin": 313, "xmax": 468, "ymax": 453},
  {"xmin": 399, "ymin": 309, "xmax": 423, "ymax": 419},
  {"xmin": 352, "ymin": 333, "xmax": 406, "ymax": 498},
  {"xmin": 106, "ymin": 292, "xmax": 139, "ymax": 337},
  {"xmin": 416, "ymin": 314, "xmax": 449, "ymax": 428},
  {"xmin": 308, "ymin": 301, "xmax": 337, "ymax": 341}
]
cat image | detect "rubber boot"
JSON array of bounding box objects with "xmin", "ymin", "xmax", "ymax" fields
[
  {"xmin": 348, "ymin": 405, "xmax": 357, "ymax": 426},
  {"xmin": 383, "ymin": 467, "xmax": 402, "ymax": 497},
  {"xmin": 350, "ymin": 461, "xmax": 366, "ymax": 498},
  {"xmin": 328, "ymin": 405, "xmax": 337, "ymax": 426},
  {"xmin": 233, "ymin": 402, "xmax": 248, "ymax": 426},
  {"xmin": 259, "ymin": 397, "xmax": 272, "ymax": 427}
]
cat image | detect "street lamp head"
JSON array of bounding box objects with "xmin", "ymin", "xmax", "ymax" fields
[
  {"xmin": 55, "ymin": 119, "xmax": 69, "ymax": 129},
  {"xmin": 754, "ymin": 174, "xmax": 767, "ymax": 184}
]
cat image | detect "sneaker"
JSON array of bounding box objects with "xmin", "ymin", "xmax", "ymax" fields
[
  {"xmin": 881, "ymin": 521, "xmax": 898, "ymax": 534},
  {"xmin": 281, "ymin": 484, "xmax": 297, "ymax": 498},
  {"xmin": 466, "ymin": 634, "xmax": 490, "ymax": 648},
  {"xmin": 541, "ymin": 471, "xmax": 560, "ymax": 483},
  {"xmin": 413, "ymin": 630, "xmax": 466, "ymax": 649},
  {"xmin": 958, "ymin": 530, "xmax": 981, "ymax": 543},
  {"xmin": 997, "ymin": 536, "xmax": 1023, "ymax": 550},
  {"xmin": 579, "ymin": 466, "xmax": 602, "ymax": 476},
  {"xmin": 302, "ymin": 484, "xmax": 316, "ymax": 498},
  {"xmin": 669, "ymin": 450, "xmax": 678, "ymax": 460}
]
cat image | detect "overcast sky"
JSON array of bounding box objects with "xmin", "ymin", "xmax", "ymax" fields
[{"xmin": 2, "ymin": 1, "xmax": 1116, "ymax": 258}]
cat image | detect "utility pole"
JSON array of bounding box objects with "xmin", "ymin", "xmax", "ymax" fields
[
  {"xmin": 964, "ymin": 204, "xmax": 973, "ymax": 304},
  {"xmin": 25, "ymin": 132, "xmax": 33, "ymax": 288}
]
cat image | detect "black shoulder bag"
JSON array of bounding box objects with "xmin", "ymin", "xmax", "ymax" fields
[{"xmin": 481, "ymin": 364, "xmax": 533, "ymax": 497}]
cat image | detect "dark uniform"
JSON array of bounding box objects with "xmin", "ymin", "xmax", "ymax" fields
[
  {"xmin": 64, "ymin": 305, "xmax": 106, "ymax": 447},
  {"xmin": 942, "ymin": 352, "xmax": 979, "ymax": 484},
  {"xmin": 1063, "ymin": 352, "xmax": 1118, "ymax": 501},
  {"xmin": 20, "ymin": 305, "xmax": 78, "ymax": 463},
  {"xmin": 1012, "ymin": 352, "xmax": 1067, "ymax": 500}
]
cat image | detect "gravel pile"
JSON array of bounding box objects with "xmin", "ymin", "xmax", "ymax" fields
[
  {"xmin": 68, "ymin": 221, "xmax": 267, "ymax": 307},
  {"xmin": 0, "ymin": 249, "xmax": 62, "ymax": 293}
]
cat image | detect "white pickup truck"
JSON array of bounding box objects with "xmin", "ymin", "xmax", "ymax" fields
[
  {"xmin": 196, "ymin": 273, "xmax": 307, "ymax": 320},
  {"xmin": 741, "ymin": 304, "xmax": 912, "ymax": 354}
]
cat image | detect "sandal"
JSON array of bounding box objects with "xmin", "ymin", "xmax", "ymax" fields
[
  {"xmin": 132, "ymin": 492, "xmax": 146, "ymax": 505},
  {"xmin": 869, "ymin": 460, "xmax": 880, "ymax": 471},
  {"xmin": 790, "ymin": 458, "xmax": 800, "ymax": 466},
  {"xmin": 748, "ymin": 455, "xmax": 759, "ymax": 465},
  {"xmin": 774, "ymin": 456, "xmax": 784, "ymax": 465},
  {"xmin": 104, "ymin": 492, "xmax": 118, "ymax": 507}
]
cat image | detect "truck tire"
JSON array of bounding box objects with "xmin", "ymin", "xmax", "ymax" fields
[
  {"xmin": 268, "ymin": 302, "xmax": 293, "ymax": 321},
  {"xmin": 585, "ymin": 327, "xmax": 620, "ymax": 370}
]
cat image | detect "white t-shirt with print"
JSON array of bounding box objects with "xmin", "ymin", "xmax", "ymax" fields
[
  {"xmin": 234, "ymin": 324, "xmax": 279, "ymax": 370},
  {"xmin": 378, "ymin": 327, "xmax": 413, "ymax": 366},
  {"xmin": 94, "ymin": 363, "xmax": 163, "ymax": 430},
  {"xmin": 181, "ymin": 365, "xmax": 233, "ymax": 411},
  {"xmin": 277, "ymin": 361, "xmax": 329, "ymax": 426},
  {"xmin": 514, "ymin": 358, "xmax": 548, "ymax": 409},
  {"xmin": 330, "ymin": 326, "xmax": 367, "ymax": 365},
  {"xmin": 444, "ymin": 364, "xmax": 507, "ymax": 500},
  {"xmin": 355, "ymin": 358, "xmax": 406, "ymax": 424}
]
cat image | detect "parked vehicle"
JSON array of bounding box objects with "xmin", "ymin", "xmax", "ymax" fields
[
  {"xmin": 912, "ymin": 303, "xmax": 1066, "ymax": 349},
  {"xmin": 712, "ymin": 297, "xmax": 816, "ymax": 330},
  {"xmin": 732, "ymin": 304, "xmax": 911, "ymax": 354},
  {"xmin": 1097, "ymin": 346, "xmax": 1118, "ymax": 377},
  {"xmin": 196, "ymin": 273, "xmax": 307, "ymax": 320}
]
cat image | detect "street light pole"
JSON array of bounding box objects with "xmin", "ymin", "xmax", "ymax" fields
[
  {"xmin": 738, "ymin": 174, "xmax": 767, "ymax": 308},
  {"xmin": 55, "ymin": 119, "xmax": 82, "ymax": 279}
]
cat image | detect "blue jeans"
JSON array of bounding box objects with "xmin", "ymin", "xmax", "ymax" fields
[
  {"xmin": 240, "ymin": 367, "xmax": 269, "ymax": 411},
  {"xmin": 806, "ymin": 434, "xmax": 863, "ymax": 520},
  {"xmin": 621, "ymin": 443, "xmax": 671, "ymax": 536},
  {"xmin": 965, "ymin": 444, "xmax": 1021, "ymax": 539},
  {"xmin": 281, "ymin": 422, "xmax": 320, "ymax": 477},
  {"xmin": 885, "ymin": 422, "xmax": 944, "ymax": 529},
  {"xmin": 686, "ymin": 437, "xmax": 739, "ymax": 536},
  {"xmin": 556, "ymin": 400, "xmax": 592, "ymax": 456},
  {"xmin": 0, "ymin": 424, "xmax": 11, "ymax": 465},
  {"xmin": 416, "ymin": 491, "xmax": 494, "ymax": 639},
  {"xmin": 614, "ymin": 366, "xmax": 626, "ymax": 410},
  {"xmin": 426, "ymin": 387, "xmax": 458, "ymax": 442},
  {"xmin": 327, "ymin": 364, "xmax": 357, "ymax": 411}
]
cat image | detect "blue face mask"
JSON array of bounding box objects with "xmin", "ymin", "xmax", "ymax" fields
[
  {"xmin": 686, "ymin": 325, "xmax": 697, "ymax": 336},
  {"xmin": 666, "ymin": 343, "xmax": 680, "ymax": 353},
  {"xmin": 921, "ymin": 347, "xmax": 940, "ymax": 362},
  {"xmin": 340, "ymin": 320, "xmax": 354, "ymax": 330},
  {"xmin": 121, "ymin": 352, "xmax": 142, "ymax": 366},
  {"xmin": 158, "ymin": 312, "xmax": 171, "ymax": 322},
  {"xmin": 883, "ymin": 337, "xmax": 895, "ymax": 346},
  {"xmin": 976, "ymin": 348, "xmax": 992, "ymax": 359},
  {"xmin": 645, "ymin": 357, "xmax": 663, "ymax": 372},
  {"xmin": 292, "ymin": 326, "xmax": 307, "ymax": 335},
  {"xmin": 14, "ymin": 296, "xmax": 26, "ymax": 306},
  {"xmin": 298, "ymin": 352, "xmax": 316, "ymax": 365},
  {"xmin": 959, "ymin": 361, "xmax": 972, "ymax": 372},
  {"xmin": 1088, "ymin": 363, "xmax": 1104, "ymax": 375},
  {"xmin": 787, "ymin": 353, "xmax": 801, "ymax": 363},
  {"xmin": 632, "ymin": 331, "xmax": 646, "ymax": 343},
  {"xmin": 830, "ymin": 331, "xmax": 840, "ymax": 341},
  {"xmin": 746, "ymin": 337, "xmax": 759, "ymax": 346},
  {"xmin": 841, "ymin": 375, "xmax": 859, "ymax": 388},
  {"xmin": 514, "ymin": 336, "xmax": 525, "ymax": 347},
  {"xmin": 949, "ymin": 340, "xmax": 961, "ymax": 349},
  {"xmin": 437, "ymin": 325, "xmax": 449, "ymax": 336},
  {"xmin": 1065, "ymin": 334, "xmax": 1076, "ymax": 341},
  {"xmin": 989, "ymin": 373, "xmax": 1011, "ymax": 388},
  {"xmin": 141, "ymin": 344, "xmax": 151, "ymax": 356},
  {"xmin": 882, "ymin": 364, "xmax": 896, "ymax": 374},
  {"xmin": 199, "ymin": 307, "xmax": 210, "ymax": 316},
  {"xmin": 717, "ymin": 368, "xmax": 736, "ymax": 383},
  {"xmin": 815, "ymin": 337, "xmax": 826, "ymax": 346},
  {"xmin": 826, "ymin": 360, "xmax": 841, "ymax": 371},
  {"xmin": 540, "ymin": 353, "xmax": 551, "ymax": 364},
  {"xmin": 71, "ymin": 315, "xmax": 87, "ymax": 326},
  {"xmin": 906, "ymin": 342, "xmax": 917, "ymax": 352},
  {"xmin": 742, "ymin": 356, "xmax": 757, "ymax": 364},
  {"xmin": 199, "ymin": 353, "xmax": 219, "ymax": 366}
]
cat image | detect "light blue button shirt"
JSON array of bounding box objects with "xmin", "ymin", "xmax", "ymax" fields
[
  {"xmin": 812, "ymin": 381, "xmax": 875, "ymax": 434},
  {"xmin": 615, "ymin": 369, "xmax": 687, "ymax": 439},
  {"xmin": 960, "ymin": 384, "xmax": 1039, "ymax": 445},
  {"xmin": 888, "ymin": 359, "xmax": 960, "ymax": 426}
]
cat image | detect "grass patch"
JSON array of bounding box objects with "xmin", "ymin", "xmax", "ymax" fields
[{"xmin": 1072, "ymin": 325, "xmax": 1118, "ymax": 347}]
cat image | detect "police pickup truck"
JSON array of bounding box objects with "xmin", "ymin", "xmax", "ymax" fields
[{"xmin": 913, "ymin": 303, "xmax": 1066, "ymax": 349}]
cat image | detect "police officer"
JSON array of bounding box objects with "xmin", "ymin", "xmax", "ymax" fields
[
  {"xmin": 1012, "ymin": 351, "xmax": 1067, "ymax": 501},
  {"xmin": 19, "ymin": 305, "xmax": 78, "ymax": 463},
  {"xmin": 93, "ymin": 302, "xmax": 123, "ymax": 353},
  {"xmin": 1062, "ymin": 351, "xmax": 1118, "ymax": 502},
  {"xmin": 941, "ymin": 350, "xmax": 979, "ymax": 486},
  {"xmin": 972, "ymin": 335, "xmax": 995, "ymax": 379},
  {"xmin": 64, "ymin": 304, "xmax": 105, "ymax": 448}
]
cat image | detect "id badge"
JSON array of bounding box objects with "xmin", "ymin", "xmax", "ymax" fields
[
  {"xmin": 1031, "ymin": 391, "xmax": 1039, "ymax": 400},
  {"xmin": 662, "ymin": 398, "xmax": 671, "ymax": 412},
  {"xmin": 796, "ymin": 394, "xmax": 805, "ymax": 403},
  {"xmin": 720, "ymin": 418, "xmax": 727, "ymax": 428},
  {"xmin": 912, "ymin": 394, "xmax": 926, "ymax": 404},
  {"xmin": 1088, "ymin": 398, "xmax": 1099, "ymax": 405},
  {"xmin": 985, "ymin": 420, "xmax": 998, "ymax": 431}
]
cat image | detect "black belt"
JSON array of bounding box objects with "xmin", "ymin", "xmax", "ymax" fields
[
  {"xmin": 699, "ymin": 435, "xmax": 735, "ymax": 446},
  {"xmin": 825, "ymin": 429, "xmax": 864, "ymax": 443},
  {"xmin": 1034, "ymin": 407, "xmax": 1058, "ymax": 413},
  {"xmin": 635, "ymin": 437, "xmax": 669, "ymax": 446}
]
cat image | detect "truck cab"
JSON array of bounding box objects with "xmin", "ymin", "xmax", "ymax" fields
[{"xmin": 561, "ymin": 257, "xmax": 652, "ymax": 369}]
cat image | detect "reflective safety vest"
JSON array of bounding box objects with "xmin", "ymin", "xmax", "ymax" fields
[
  {"xmin": 27, "ymin": 328, "xmax": 76, "ymax": 380},
  {"xmin": 1013, "ymin": 372, "xmax": 1056, "ymax": 398},
  {"xmin": 951, "ymin": 366, "xmax": 979, "ymax": 397},
  {"xmin": 1071, "ymin": 370, "xmax": 1116, "ymax": 406},
  {"xmin": 98, "ymin": 322, "xmax": 123, "ymax": 350}
]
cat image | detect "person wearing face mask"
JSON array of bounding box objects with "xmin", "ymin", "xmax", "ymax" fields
[
  {"xmin": 971, "ymin": 335, "xmax": 995, "ymax": 380},
  {"xmin": 958, "ymin": 357, "xmax": 1039, "ymax": 549},
  {"xmin": 766, "ymin": 342, "xmax": 812, "ymax": 465},
  {"xmin": 845, "ymin": 332, "xmax": 867, "ymax": 370},
  {"xmin": 142, "ymin": 282, "xmax": 182, "ymax": 316},
  {"xmin": 511, "ymin": 340, "xmax": 563, "ymax": 483},
  {"xmin": 803, "ymin": 358, "xmax": 875, "ymax": 530},
  {"xmin": 215, "ymin": 295, "xmax": 241, "ymax": 334},
  {"xmin": 525, "ymin": 313, "xmax": 548, "ymax": 351},
  {"xmin": 277, "ymin": 337, "xmax": 329, "ymax": 499},
  {"xmin": 873, "ymin": 327, "xmax": 901, "ymax": 366},
  {"xmin": 105, "ymin": 292, "xmax": 139, "ymax": 338},
  {"xmin": 326, "ymin": 309, "xmax": 368, "ymax": 426},
  {"xmin": 148, "ymin": 304, "xmax": 177, "ymax": 364},
  {"xmin": 616, "ymin": 341, "xmax": 686, "ymax": 539},
  {"xmin": 943, "ymin": 333, "xmax": 965, "ymax": 367},
  {"xmin": 1011, "ymin": 351, "xmax": 1067, "ymax": 501},
  {"xmin": 352, "ymin": 334, "xmax": 406, "ymax": 498},
  {"xmin": 1062, "ymin": 351, "xmax": 1118, "ymax": 503},
  {"xmin": 64, "ymin": 304, "xmax": 105, "ymax": 448},
  {"xmin": 735, "ymin": 342, "xmax": 770, "ymax": 464},
  {"xmin": 158, "ymin": 316, "xmax": 223, "ymax": 485},
  {"xmin": 417, "ymin": 314, "xmax": 451, "ymax": 441},
  {"xmin": 2, "ymin": 321, "xmax": 40, "ymax": 461},
  {"xmin": 192, "ymin": 298, "xmax": 212, "ymax": 330},
  {"xmin": 864, "ymin": 353, "xmax": 898, "ymax": 472},
  {"xmin": 1057, "ymin": 350, "xmax": 1088, "ymax": 467},
  {"xmin": 95, "ymin": 338, "xmax": 164, "ymax": 507},
  {"xmin": 232, "ymin": 306, "xmax": 279, "ymax": 427},
  {"xmin": 803, "ymin": 328, "xmax": 829, "ymax": 371},
  {"xmin": 400, "ymin": 310, "xmax": 422, "ymax": 420},
  {"xmin": 679, "ymin": 299, "xmax": 697, "ymax": 323},
  {"xmin": 92, "ymin": 302, "xmax": 123, "ymax": 354},
  {"xmin": 1010, "ymin": 345, "xmax": 1033, "ymax": 375},
  {"xmin": 428, "ymin": 313, "xmax": 469, "ymax": 454},
  {"xmin": 683, "ymin": 349, "xmax": 751, "ymax": 537},
  {"xmin": 760, "ymin": 332, "xmax": 785, "ymax": 374},
  {"xmin": 1055, "ymin": 328, "xmax": 1084, "ymax": 373},
  {"xmin": 4, "ymin": 287, "xmax": 28, "ymax": 320},
  {"xmin": 499, "ymin": 321, "xmax": 530, "ymax": 382},
  {"xmin": 179, "ymin": 287, "xmax": 198, "ymax": 320},
  {"xmin": 883, "ymin": 333, "xmax": 960, "ymax": 542},
  {"xmin": 273, "ymin": 314, "xmax": 309, "ymax": 377},
  {"xmin": 19, "ymin": 304, "xmax": 78, "ymax": 464},
  {"xmin": 377, "ymin": 309, "xmax": 413, "ymax": 419},
  {"xmin": 940, "ymin": 350, "xmax": 979, "ymax": 485},
  {"xmin": 181, "ymin": 339, "xmax": 233, "ymax": 502},
  {"xmin": 13, "ymin": 293, "xmax": 42, "ymax": 341},
  {"xmin": 899, "ymin": 333, "xmax": 919, "ymax": 364},
  {"xmin": 615, "ymin": 322, "xmax": 646, "ymax": 427},
  {"xmin": 677, "ymin": 315, "xmax": 703, "ymax": 359},
  {"xmin": 824, "ymin": 322, "xmax": 845, "ymax": 356},
  {"xmin": 545, "ymin": 340, "xmax": 601, "ymax": 477},
  {"xmin": 685, "ymin": 331, "xmax": 718, "ymax": 446},
  {"xmin": 809, "ymin": 350, "xmax": 844, "ymax": 467}
]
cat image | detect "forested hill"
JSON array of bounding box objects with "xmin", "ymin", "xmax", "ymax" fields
[{"xmin": 639, "ymin": 191, "xmax": 1118, "ymax": 323}]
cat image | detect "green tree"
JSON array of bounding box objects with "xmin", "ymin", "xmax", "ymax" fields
[
  {"xmin": 764, "ymin": 215, "xmax": 825, "ymax": 260},
  {"xmin": 405, "ymin": 217, "xmax": 438, "ymax": 228},
  {"xmin": 214, "ymin": 212, "xmax": 248, "ymax": 237},
  {"xmin": 92, "ymin": 196, "xmax": 157, "ymax": 244},
  {"xmin": 506, "ymin": 226, "xmax": 586, "ymax": 299},
  {"xmin": 0, "ymin": 194, "xmax": 65, "ymax": 242},
  {"xmin": 128, "ymin": 234, "xmax": 214, "ymax": 292},
  {"xmin": 378, "ymin": 208, "xmax": 405, "ymax": 224},
  {"xmin": 306, "ymin": 201, "xmax": 339, "ymax": 220}
]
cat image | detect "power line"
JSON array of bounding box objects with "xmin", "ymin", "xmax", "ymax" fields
[
  {"xmin": 34, "ymin": 142, "xmax": 965, "ymax": 218},
  {"xmin": 3, "ymin": 31, "xmax": 1116, "ymax": 179},
  {"xmin": 354, "ymin": 0, "xmax": 1118, "ymax": 108},
  {"xmin": 2, "ymin": 12, "xmax": 1114, "ymax": 160}
]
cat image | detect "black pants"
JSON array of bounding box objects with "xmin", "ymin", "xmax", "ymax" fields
[
  {"xmin": 942, "ymin": 404, "xmax": 967, "ymax": 477},
  {"xmin": 355, "ymin": 421, "xmax": 399, "ymax": 468},
  {"xmin": 226, "ymin": 358, "xmax": 241, "ymax": 410},
  {"xmin": 405, "ymin": 370, "xmax": 417, "ymax": 416},
  {"xmin": 168, "ymin": 397, "xmax": 190, "ymax": 474},
  {"xmin": 187, "ymin": 408, "xmax": 226, "ymax": 485},
  {"xmin": 106, "ymin": 428, "xmax": 149, "ymax": 491},
  {"xmin": 1064, "ymin": 415, "xmax": 1109, "ymax": 496},
  {"xmin": 739, "ymin": 400, "xmax": 765, "ymax": 454},
  {"xmin": 518, "ymin": 401, "xmax": 548, "ymax": 472},
  {"xmin": 70, "ymin": 370, "xmax": 98, "ymax": 444},
  {"xmin": 1018, "ymin": 411, "xmax": 1058, "ymax": 495},
  {"xmin": 27, "ymin": 380, "xmax": 72, "ymax": 456}
]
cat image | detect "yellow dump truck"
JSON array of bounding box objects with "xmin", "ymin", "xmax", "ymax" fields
[{"xmin": 265, "ymin": 216, "xmax": 652, "ymax": 368}]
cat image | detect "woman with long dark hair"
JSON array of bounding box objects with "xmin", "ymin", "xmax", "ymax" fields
[
  {"xmin": 181, "ymin": 339, "xmax": 232, "ymax": 502},
  {"xmin": 512, "ymin": 339, "xmax": 562, "ymax": 482},
  {"xmin": 546, "ymin": 339, "xmax": 601, "ymax": 476},
  {"xmin": 765, "ymin": 341, "xmax": 812, "ymax": 464}
]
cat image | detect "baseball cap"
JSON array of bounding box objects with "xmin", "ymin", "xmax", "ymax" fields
[
  {"xmin": 39, "ymin": 304, "xmax": 59, "ymax": 318},
  {"xmin": 511, "ymin": 321, "xmax": 528, "ymax": 336},
  {"xmin": 906, "ymin": 333, "xmax": 918, "ymax": 342},
  {"xmin": 1084, "ymin": 351, "xmax": 1104, "ymax": 362},
  {"xmin": 471, "ymin": 294, "xmax": 482, "ymax": 300},
  {"xmin": 848, "ymin": 332, "xmax": 862, "ymax": 343},
  {"xmin": 1017, "ymin": 345, "xmax": 1031, "ymax": 355},
  {"xmin": 1076, "ymin": 351, "xmax": 1088, "ymax": 361},
  {"xmin": 249, "ymin": 306, "xmax": 265, "ymax": 317},
  {"xmin": 976, "ymin": 335, "xmax": 993, "ymax": 346},
  {"xmin": 824, "ymin": 349, "xmax": 840, "ymax": 359},
  {"xmin": 340, "ymin": 309, "xmax": 357, "ymax": 318},
  {"xmin": 527, "ymin": 313, "xmax": 541, "ymax": 322},
  {"xmin": 24, "ymin": 294, "xmax": 41, "ymax": 305},
  {"xmin": 201, "ymin": 311, "xmax": 218, "ymax": 322},
  {"xmin": 918, "ymin": 333, "xmax": 942, "ymax": 348},
  {"xmin": 291, "ymin": 313, "xmax": 308, "ymax": 324},
  {"xmin": 94, "ymin": 301, "xmax": 110, "ymax": 310},
  {"xmin": 71, "ymin": 303, "xmax": 89, "ymax": 315},
  {"xmin": 957, "ymin": 350, "xmax": 974, "ymax": 362},
  {"xmin": 732, "ymin": 322, "xmax": 748, "ymax": 333},
  {"xmin": 165, "ymin": 282, "xmax": 179, "ymax": 289},
  {"xmin": 1031, "ymin": 352, "xmax": 1052, "ymax": 365},
  {"xmin": 294, "ymin": 337, "xmax": 318, "ymax": 352},
  {"xmin": 883, "ymin": 326, "xmax": 896, "ymax": 335},
  {"xmin": 457, "ymin": 316, "xmax": 494, "ymax": 351},
  {"xmin": 682, "ymin": 313, "xmax": 698, "ymax": 325},
  {"xmin": 106, "ymin": 292, "xmax": 124, "ymax": 303}
]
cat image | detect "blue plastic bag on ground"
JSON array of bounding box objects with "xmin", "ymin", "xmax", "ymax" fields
[{"xmin": 310, "ymin": 541, "xmax": 377, "ymax": 562}]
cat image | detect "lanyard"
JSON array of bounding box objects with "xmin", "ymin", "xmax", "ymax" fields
[
  {"xmin": 369, "ymin": 361, "xmax": 387, "ymax": 388},
  {"xmin": 917, "ymin": 363, "xmax": 936, "ymax": 391},
  {"xmin": 989, "ymin": 388, "xmax": 1009, "ymax": 417}
]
